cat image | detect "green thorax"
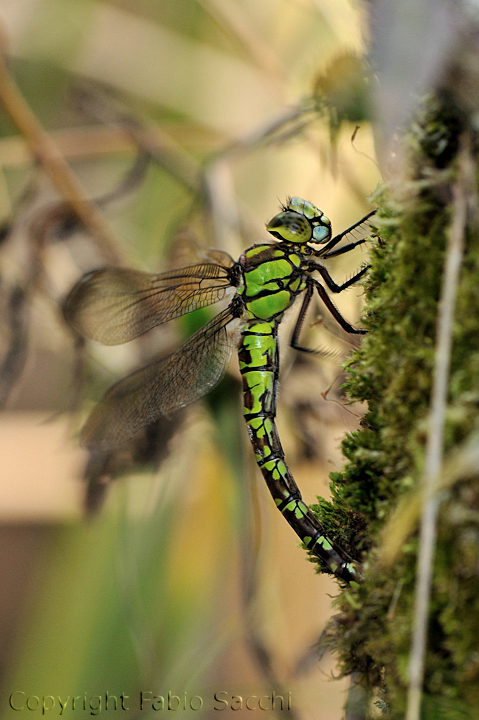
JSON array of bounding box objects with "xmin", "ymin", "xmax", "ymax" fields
[{"xmin": 238, "ymin": 243, "xmax": 307, "ymax": 321}]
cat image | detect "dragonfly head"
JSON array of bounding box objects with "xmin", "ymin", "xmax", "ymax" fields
[{"xmin": 266, "ymin": 197, "xmax": 332, "ymax": 245}]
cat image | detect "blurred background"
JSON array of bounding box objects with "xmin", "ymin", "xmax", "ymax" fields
[{"xmin": 0, "ymin": 1, "xmax": 380, "ymax": 718}]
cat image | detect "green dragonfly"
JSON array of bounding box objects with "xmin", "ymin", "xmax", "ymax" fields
[{"xmin": 65, "ymin": 197, "xmax": 375, "ymax": 584}]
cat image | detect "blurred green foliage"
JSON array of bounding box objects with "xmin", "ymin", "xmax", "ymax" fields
[{"xmin": 0, "ymin": 1, "xmax": 379, "ymax": 718}]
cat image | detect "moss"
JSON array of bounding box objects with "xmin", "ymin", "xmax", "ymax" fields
[{"xmin": 311, "ymin": 94, "xmax": 479, "ymax": 716}]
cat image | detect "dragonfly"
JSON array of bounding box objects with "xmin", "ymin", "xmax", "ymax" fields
[{"xmin": 64, "ymin": 197, "xmax": 375, "ymax": 584}]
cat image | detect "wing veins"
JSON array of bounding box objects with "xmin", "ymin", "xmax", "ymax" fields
[
  {"xmin": 80, "ymin": 306, "xmax": 237, "ymax": 448},
  {"xmin": 65, "ymin": 263, "xmax": 235, "ymax": 344}
]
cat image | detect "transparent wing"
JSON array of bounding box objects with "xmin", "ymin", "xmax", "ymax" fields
[
  {"xmin": 80, "ymin": 306, "xmax": 237, "ymax": 449},
  {"xmin": 64, "ymin": 262, "xmax": 235, "ymax": 345},
  {"xmin": 201, "ymin": 249, "xmax": 235, "ymax": 266}
]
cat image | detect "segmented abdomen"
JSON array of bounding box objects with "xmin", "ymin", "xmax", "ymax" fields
[{"xmin": 238, "ymin": 319, "xmax": 357, "ymax": 583}]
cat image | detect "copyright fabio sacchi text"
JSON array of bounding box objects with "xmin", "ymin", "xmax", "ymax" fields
[{"xmin": 8, "ymin": 690, "xmax": 292, "ymax": 714}]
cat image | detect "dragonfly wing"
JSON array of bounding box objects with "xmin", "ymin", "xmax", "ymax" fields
[
  {"xmin": 64, "ymin": 263, "xmax": 234, "ymax": 345},
  {"xmin": 81, "ymin": 306, "xmax": 238, "ymax": 449},
  {"xmin": 200, "ymin": 249, "xmax": 235, "ymax": 266}
]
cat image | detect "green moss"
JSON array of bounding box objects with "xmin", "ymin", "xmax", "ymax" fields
[{"xmin": 311, "ymin": 94, "xmax": 479, "ymax": 716}]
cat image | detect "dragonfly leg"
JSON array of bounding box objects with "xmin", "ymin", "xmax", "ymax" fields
[
  {"xmin": 291, "ymin": 278, "xmax": 366, "ymax": 354},
  {"xmin": 314, "ymin": 280, "xmax": 367, "ymax": 335},
  {"xmin": 314, "ymin": 263, "xmax": 370, "ymax": 292},
  {"xmin": 321, "ymin": 238, "xmax": 368, "ymax": 259},
  {"xmin": 290, "ymin": 283, "xmax": 318, "ymax": 354},
  {"xmin": 317, "ymin": 210, "xmax": 376, "ymax": 255}
]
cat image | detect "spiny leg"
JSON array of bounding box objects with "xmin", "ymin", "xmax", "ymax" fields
[
  {"xmin": 291, "ymin": 279, "xmax": 366, "ymax": 354},
  {"xmin": 290, "ymin": 284, "xmax": 317, "ymax": 354},
  {"xmin": 318, "ymin": 210, "xmax": 376, "ymax": 256},
  {"xmin": 314, "ymin": 263, "xmax": 370, "ymax": 293},
  {"xmin": 322, "ymin": 238, "xmax": 369, "ymax": 260},
  {"xmin": 314, "ymin": 280, "xmax": 367, "ymax": 335},
  {"xmin": 294, "ymin": 221, "xmax": 372, "ymax": 348}
]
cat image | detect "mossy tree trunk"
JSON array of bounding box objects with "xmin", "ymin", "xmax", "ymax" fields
[{"xmin": 312, "ymin": 92, "xmax": 479, "ymax": 719}]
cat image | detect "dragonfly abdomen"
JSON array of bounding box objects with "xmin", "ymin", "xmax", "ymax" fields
[{"xmin": 238, "ymin": 319, "xmax": 358, "ymax": 583}]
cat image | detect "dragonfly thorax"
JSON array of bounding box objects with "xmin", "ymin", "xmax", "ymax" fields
[{"xmin": 238, "ymin": 243, "xmax": 306, "ymax": 321}]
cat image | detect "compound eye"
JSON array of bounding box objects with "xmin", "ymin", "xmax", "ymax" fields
[
  {"xmin": 312, "ymin": 223, "xmax": 331, "ymax": 243},
  {"xmin": 288, "ymin": 197, "xmax": 306, "ymax": 214},
  {"xmin": 266, "ymin": 211, "xmax": 312, "ymax": 244},
  {"xmin": 288, "ymin": 196, "xmax": 323, "ymax": 221}
]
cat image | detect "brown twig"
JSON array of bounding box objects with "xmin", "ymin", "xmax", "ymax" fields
[
  {"xmin": 0, "ymin": 55, "xmax": 124, "ymax": 264},
  {"xmin": 0, "ymin": 285, "xmax": 29, "ymax": 407},
  {"xmin": 73, "ymin": 83, "xmax": 201, "ymax": 193}
]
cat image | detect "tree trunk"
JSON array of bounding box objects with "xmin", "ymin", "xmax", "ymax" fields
[{"xmin": 314, "ymin": 89, "xmax": 479, "ymax": 719}]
